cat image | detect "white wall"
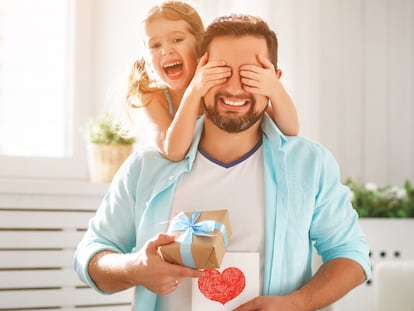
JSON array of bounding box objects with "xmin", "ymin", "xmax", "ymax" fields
[
  {"xmin": 314, "ymin": 0, "xmax": 414, "ymax": 187},
  {"xmin": 89, "ymin": 0, "xmax": 414, "ymax": 186}
]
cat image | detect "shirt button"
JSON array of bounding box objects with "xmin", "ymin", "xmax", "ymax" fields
[{"xmin": 168, "ymin": 175, "xmax": 174, "ymax": 181}]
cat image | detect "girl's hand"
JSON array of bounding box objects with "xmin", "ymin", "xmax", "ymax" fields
[
  {"xmin": 240, "ymin": 54, "xmax": 280, "ymax": 98},
  {"xmin": 188, "ymin": 52, "xmax": 231, "ymax": 97}
]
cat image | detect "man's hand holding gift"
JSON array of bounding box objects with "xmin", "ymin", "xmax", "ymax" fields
[{"xmin": 159, "ymin": 210, "xmax": 232, "ymax": 270}]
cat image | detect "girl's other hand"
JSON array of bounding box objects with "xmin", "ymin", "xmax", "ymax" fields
[{"xmin": 188, "ymin": 52, "xmax": 231, "ymax": 97}]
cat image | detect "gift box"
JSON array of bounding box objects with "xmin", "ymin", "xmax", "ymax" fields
[{"xmin": 159, "ymin": 210, "xmax": 232, "ymax": 269}]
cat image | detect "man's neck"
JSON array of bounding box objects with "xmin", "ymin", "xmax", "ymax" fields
[{"xmin": 199, "ymin": 119, "xmax": 262, "ymax": 164}]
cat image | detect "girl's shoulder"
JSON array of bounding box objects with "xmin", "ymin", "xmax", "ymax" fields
[{"xmin": 141, "ymin": 89, "xmax": 169, "ymax": 108}]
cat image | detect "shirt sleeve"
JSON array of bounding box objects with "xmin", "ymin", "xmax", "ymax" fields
[
  {"xmin": 310, "ymin": 146, "xmax": 371, "ymax": 280},
  {"xmin": 73, "ymin": 156, "xmax": 139, "ymax": 293}
]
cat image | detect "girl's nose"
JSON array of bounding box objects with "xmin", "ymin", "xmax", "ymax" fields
[{"xmin": 161, "ymin": 44, "xmax": 173, "ymax": 55}]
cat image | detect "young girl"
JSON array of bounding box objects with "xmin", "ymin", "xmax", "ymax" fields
[{"xmin": 126, "ymin": 1, "xmax": 299, "ymax": 161}]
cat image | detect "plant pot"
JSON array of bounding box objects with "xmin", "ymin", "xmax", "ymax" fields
[{"xmin": 87, "ymin": 143, "xmax": 133, "ymax": 183}]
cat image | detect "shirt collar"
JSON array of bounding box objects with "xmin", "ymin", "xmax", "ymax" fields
[
  {"xmin": 261, "ymin": 113, "xmax": 288, "ymax": 148},
  {"xmin": 185, "ymin": 113, "xmax": 287, "ymax": 168}
]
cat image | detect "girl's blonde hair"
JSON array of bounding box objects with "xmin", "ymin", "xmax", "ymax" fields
[{"xmin": 126, "ymin": 1, "xmax": 204, "ymax": 108}]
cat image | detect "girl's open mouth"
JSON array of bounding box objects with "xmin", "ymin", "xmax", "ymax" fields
[{"xmin": 163, "ymin": 61, "xmax": 183, "ymax": 77}]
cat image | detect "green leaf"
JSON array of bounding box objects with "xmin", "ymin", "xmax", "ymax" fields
[
  {"xmin": 83, "ymin": 113, "xmax": 136, "ymax": 145},
  {"xmin": 345, "ymin": 178, "xmax": 414, "ymax": 218}
]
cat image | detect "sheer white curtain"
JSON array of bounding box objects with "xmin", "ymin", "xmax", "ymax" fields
[{"xmin": 196, "ymin": 0, "xmax": 414, "ymax": 186}]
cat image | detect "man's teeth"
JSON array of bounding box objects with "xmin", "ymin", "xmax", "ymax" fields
[{"xmin": 223, "ymin": 99, "xmax": 246, "ymax": 106}]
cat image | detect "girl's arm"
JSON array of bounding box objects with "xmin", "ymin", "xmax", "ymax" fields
[
  {"xmin": 240, "ymin": 54, "xmax": 300, "ymax": 136},
  {"xmin": 143, "ymin": 53, "xmax": 231, "ymax": 161}
]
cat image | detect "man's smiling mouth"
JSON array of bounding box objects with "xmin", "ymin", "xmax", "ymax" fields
[{"xmin": 221, "ymin": 97, "xmax": 249, "ymax": 107}]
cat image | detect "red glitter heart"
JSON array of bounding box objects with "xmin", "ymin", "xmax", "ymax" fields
[{"xmin": 198, "ymin": 267, "xmax": 246, "ymax": 305}]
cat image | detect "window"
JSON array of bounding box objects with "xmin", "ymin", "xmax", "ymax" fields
[
  {"xmin": 0, "ymin": 0, "xmax": 70, "ymax": 157},
  {"xmin": 0, "ymin": 0, "xmax": 90, "ymax": 180}
]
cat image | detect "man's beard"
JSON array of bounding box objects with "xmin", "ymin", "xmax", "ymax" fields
[{"xmin": 201, "ymin": 93, "xmax": 266, "ymax": 133}]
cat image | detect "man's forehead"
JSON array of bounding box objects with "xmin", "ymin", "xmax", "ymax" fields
[{"xmin": 207, "ymin": 35, "xmax": 269, "ymax": 65}]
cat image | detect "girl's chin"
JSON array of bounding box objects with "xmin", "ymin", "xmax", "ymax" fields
[{"xmin": 166, "ymin": 76, "xmax": 190, "ymax": 90}]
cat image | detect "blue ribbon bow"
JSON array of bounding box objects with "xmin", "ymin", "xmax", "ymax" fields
[{"xmin": 168, "ymin": 211, "xmax": 229, "ymax": 268}]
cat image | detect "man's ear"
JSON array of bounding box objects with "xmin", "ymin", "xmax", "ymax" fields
[{"xmin": 276, "ymin": 69, "xmax": 282, "ymax": 79}]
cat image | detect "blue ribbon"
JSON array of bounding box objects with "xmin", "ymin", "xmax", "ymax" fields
[{"xmin": 168, "ymin": 211, "xmax": 229, "ymax": 268}]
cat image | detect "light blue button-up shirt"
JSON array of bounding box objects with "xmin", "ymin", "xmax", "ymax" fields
[{"xmin": 74, "ymin": 114, "xmax": 371, "ymax": 310}]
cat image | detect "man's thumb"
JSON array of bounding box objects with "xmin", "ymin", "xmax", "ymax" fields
[{"xmin": 149, "ymin": 233, "xmax": 176, "ymax": 250}]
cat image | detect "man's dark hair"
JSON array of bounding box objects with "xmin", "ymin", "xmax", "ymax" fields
[{"xmin": 201, "ymin": 14, "xmax": 278, "ymax": 70}]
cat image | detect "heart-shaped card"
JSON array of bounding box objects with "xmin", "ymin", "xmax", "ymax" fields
[
  {"xmin": 198, "ymin": 267, "xmax": 246, "ymax": 304},
  {"xmin": 192, "ymin": 252, "xmax": 259, "ymax": 311}
]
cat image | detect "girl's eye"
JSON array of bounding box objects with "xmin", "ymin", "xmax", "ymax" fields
[
  {"xmin": 172, "ymin": 38, "xmax": 184, "ymax": 44},
  {"xmin": 150, "ymin": 42, "xmax": 161, "ymax": 49}
]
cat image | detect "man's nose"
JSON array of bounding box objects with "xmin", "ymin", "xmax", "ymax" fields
[{"xmin": 225, "ymin": 71, "xmax": 244, "ymax": 93}]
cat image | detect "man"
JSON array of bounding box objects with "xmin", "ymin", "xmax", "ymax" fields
[{"xmin": 74, "ymin": 14, "xmax": 370, "ymax": 311}]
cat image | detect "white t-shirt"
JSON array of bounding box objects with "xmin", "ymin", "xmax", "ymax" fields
[{"xmin": 158, "ymin": 143, "xmax": 265, "ymax": 311}]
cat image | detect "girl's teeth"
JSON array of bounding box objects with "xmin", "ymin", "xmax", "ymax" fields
[{"xmin": 164, "ymin": 62, "xmax": 181, "ymax": 68}]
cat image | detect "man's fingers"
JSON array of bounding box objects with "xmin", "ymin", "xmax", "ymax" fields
[
  {"xmin": 179, "ymin": 266, "xmax": 204, "ymax": 278},
  {"xmin": 165, "ymin": 261, "xmax": 204, "ymax": 279},
  {"xmin": 147, "ymin": 233, "xmax": 175, "ymax": 252},
  {"xmin": 234, "ymin": 296, "xmax": 266, "ymax": 310},
  {"xmin": 148, "ymin": 234, "xmax": 202, "ymax": 275}
]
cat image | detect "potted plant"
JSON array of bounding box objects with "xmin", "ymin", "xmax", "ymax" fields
[
  {"xmin": 346, "ymin": 178, "xmax": 414, "ymax": 218},
  {"xmin": 84, "ymin": 113, "xmax": 136, "ymax": 183}
]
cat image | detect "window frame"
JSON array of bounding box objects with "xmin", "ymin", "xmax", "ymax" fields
[{"xmin": 0, "ymin": 0, "xmax": 92, "ymax": 180}]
